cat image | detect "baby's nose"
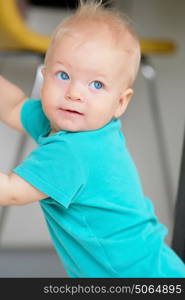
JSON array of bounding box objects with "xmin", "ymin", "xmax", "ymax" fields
[{"xmin": 65, "ymin": 82, "xmax": 83, "ymax": 102}]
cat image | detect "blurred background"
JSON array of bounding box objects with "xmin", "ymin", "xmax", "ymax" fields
[{"xmin": 0, "ymin": 0, "xmax": 184, "ymax": 277}]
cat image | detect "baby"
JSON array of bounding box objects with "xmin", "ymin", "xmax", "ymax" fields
[{"xmin": 0, "ymin": 0, "xmax": 185, "ymax": 278}]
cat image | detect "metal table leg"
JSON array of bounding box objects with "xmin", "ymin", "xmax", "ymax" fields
[
  {"xmin": 140, "ymin": 55, "xmax": 174, "ymax": 221},
  {"xmin": 172, "ymin": 128, "xmax": 185, "ymax": 262}
]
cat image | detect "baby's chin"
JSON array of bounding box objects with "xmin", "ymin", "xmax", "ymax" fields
[
  {"xmin": 54, "ymin": 124, "xmax": 88, "ymax": 133},
  {"xmin": 52, "ymin": 119, "xmax": 110, "ymax": 133},
  {"xmin": 54, "ymin": 124, "xmax": 102, "ymax": 133}
]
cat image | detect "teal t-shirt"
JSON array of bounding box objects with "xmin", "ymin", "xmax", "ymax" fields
[{"xmin": 13, "ymin": 99, "xmax": 185, "ymax": 278}]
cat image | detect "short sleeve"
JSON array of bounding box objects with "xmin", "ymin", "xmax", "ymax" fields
[
  {"xmin": 12, "ymin": 138, "xmax": 86, "ymax": 208},
  {"xmin": 21, "ymin": 99, "xmax": 50, "ymax": 142}
]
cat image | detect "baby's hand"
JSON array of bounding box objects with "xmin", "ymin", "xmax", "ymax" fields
[{"xmin": 0, "ymin": 75, "xmax": 27, "ymax": 133}]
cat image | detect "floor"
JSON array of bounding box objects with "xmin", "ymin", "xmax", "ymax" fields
[{"xmin": 0, "ymin": 248, "xmax": 67, "ymax": 278}]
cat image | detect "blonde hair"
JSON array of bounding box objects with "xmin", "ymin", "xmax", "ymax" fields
[{"xmin": 44, "ymin": 0, "xmax": 141, "ymax": 85}]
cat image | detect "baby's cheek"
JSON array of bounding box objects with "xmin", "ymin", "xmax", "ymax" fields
[{"xmin": 42, "ymin": 102, "xmax": 50, "ymax": 119}]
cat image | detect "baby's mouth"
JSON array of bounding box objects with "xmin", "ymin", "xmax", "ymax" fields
[{"xmin": 59, "ymin": 108, "xmax": 84, "ymax": 115}]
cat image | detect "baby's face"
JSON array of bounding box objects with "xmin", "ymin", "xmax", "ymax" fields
[{"xmin": 41, "ymin": 31, "xmax": 133, "ymax": 133}]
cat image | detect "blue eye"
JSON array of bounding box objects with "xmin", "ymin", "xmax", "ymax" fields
[
  {"xmin": 90, "ymin": 81, "xmax": 103, "ymax": 90},
  {"xmin": 57, "ymin": 71, "xmax": 70, "ymax": 80}
]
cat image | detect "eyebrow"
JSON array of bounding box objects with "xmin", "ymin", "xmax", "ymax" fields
[
  {"xmin": 54, "ymin": 60, "xmax": 109, "ymax": 81},
  {"xmin": 55, "ymin": 60, "xmax": 69, "ymax": 67}
]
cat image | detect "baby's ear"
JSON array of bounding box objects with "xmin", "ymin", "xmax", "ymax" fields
[
  {"xmin": 41, "ymin": 66, "xmax": 46, "ymax": 77},
  {"xmin": 114, "ymin": 88, "xmax": 133, "ymax": 118}
]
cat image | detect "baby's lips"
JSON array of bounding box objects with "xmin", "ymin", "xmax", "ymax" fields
[{"xmin": 60, "ymin": 108, "xmax": 84, "ymax": 115}]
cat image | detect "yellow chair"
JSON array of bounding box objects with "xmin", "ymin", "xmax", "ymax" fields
[
  {"xmin": 0, "ymin": 0, "xmax": 50, "ymax": 53},
  {"xmin": 0, "ymin": 0, "xmax": 177, "ymax": 241},
  {"xmin": 0, "ymin": 0, "xmax": 177, "ymax": 55}
]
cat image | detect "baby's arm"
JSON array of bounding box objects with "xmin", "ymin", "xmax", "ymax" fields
[
  {"xmin": 0, "ymin": 172, "xmax": 48, "ymax": 206},
  {"xmin": 0, "ymin": 75, "xmax": 28, "ymax": 133},
  {"xmin": 0, "ymin": 77, "xmax": 48, "ymax": 205}
]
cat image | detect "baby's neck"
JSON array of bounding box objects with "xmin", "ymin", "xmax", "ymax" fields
[{"xmin": 48, "ymin": 129, "xmax": 57, "ymax": 136}]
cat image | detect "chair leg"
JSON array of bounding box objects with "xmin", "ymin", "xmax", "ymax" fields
[
  {"xmin": 140, "ymin": 55, "xmax": 174, "ymax": 221},
  {"xmin": 172, "ymin": 129, "xmax": 185, "ymax": 261},
  {"xmin": 0, "ymin": 133, "xmax": 28, "ymax": 244},
  {"xmin": 0, "ymin": 55, "xmax": 44, "ymax": 246}
]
